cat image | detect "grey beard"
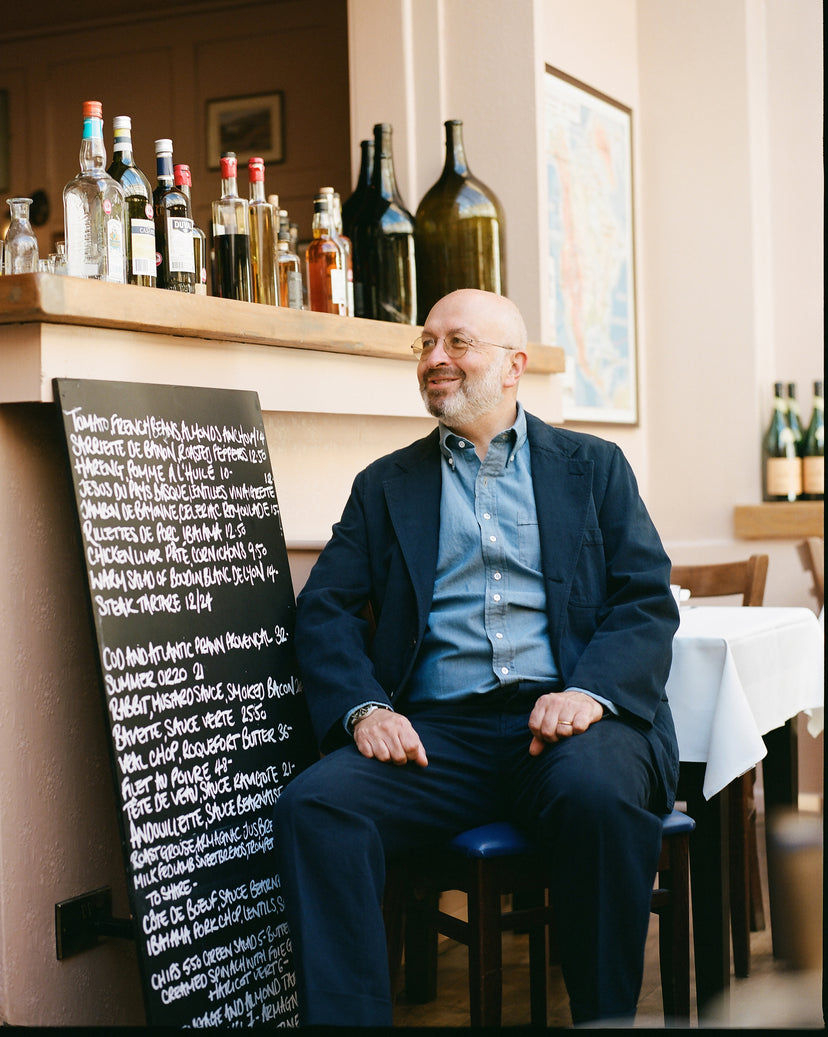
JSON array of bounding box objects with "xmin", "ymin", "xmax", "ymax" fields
[{"xmin": 420, "ymin": 359, "xmax": 505, "ymax": 426}]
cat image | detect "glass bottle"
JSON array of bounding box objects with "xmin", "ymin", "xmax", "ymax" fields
[
  {"xmin": 152, "ymin": 139, "xmax": 196, "ymax": 292},
  {"xmin": 174, "ymin": 163, "xmax": 207, "ymax": 295},
  {"xmin": 762, "ymin": 382, "xmax": 802, "ymax": 502},
  {"xmin": 63, "ymin": 100, "xmax": 126, "ymax": 282},
  {"xmin": 342, "ymin": 138, "xmax": 374, "ymax": 317},
  {"xmin": 786, "ymin": 383, "xmax": 804, "ymax": 451},
  {"xmin": 362, "ymin": 123, "xmax": 417, "ymax": 323},
  {"xmin": 321, "ymin": 186, "xmax": 354, "ymax": 315},
  {"xmin": 211, "ymin": 152, "xmax": 252, "ymax": 301},
  {"xmin": 275, "ymin": 211, "xmax": 304, "ymax": 309},
  {"xmin": 414, "ymin": 119, "xmax": 505, "ymax": 323},
  {"xmin": 306, "ymin": 191, "xmax": 347, "ymax": 315},
  {"xmin": 800, "ymin": 380, "xmax": 824, "ymax": 501},
  {"xmin": 3, "ymin": 198, "xmax": 39, "ymax": 274},
  {"xmin": 248, "ymin": 157, "xmax": 278, "ymax": 305},
  {"xmin": 107, "ymin": 116, "xmax": 156, "ymax": 287}
]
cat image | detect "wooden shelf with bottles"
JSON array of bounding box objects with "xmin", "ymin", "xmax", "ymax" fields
[
  {"xmin": 733, "ymin": 501, "xmax": 824, "ymax": 540},
  {"xmin": 0, "ymin": 273, "xmax": 565, "ymax": 419}
]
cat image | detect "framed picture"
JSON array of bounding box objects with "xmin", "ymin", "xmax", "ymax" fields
[
  {"xmin": 544, "ymin": 66, "xmax": 638, "ymax": 424},
  {"xmin": 206, "ymin": 92, "xmax": 285, "ymax": 170}
]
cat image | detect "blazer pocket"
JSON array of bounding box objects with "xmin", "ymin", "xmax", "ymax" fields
[{"xmin": 569, "ymin": 530, "xmax": 606, "ymax": 605}]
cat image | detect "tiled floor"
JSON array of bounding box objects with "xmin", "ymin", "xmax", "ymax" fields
[{"xmin": 392, "ymin": 809, "xmax": 823, "ymax": 1029}]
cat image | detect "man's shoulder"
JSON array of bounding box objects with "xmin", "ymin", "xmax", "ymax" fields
[{"xmin": 525, "ymin": 412, "xmax": 619, "ymax": 461}]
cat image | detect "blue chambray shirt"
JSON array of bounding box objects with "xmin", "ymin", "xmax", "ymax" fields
[{"xmin": 407, "ymin": 404, "xmax": 561, "ymax": 703}]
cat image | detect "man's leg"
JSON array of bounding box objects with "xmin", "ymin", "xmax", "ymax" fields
[
  {"xmin": 510, "ymin": 715, "xmax": 665, "ymax": 1025},
  {"xmin": 273, "ymin": 712, "xmax": 507, "ymax": 1026}
]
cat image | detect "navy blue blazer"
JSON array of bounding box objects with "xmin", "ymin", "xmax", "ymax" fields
[{"xmin": 295, "ymin": 413, "xmax": 680, "ymax": 808}]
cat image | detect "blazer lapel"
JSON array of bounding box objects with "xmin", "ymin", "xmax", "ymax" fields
[{"xmin": 382, "ymin": 430, "xmax": 442, "ymax": 625}]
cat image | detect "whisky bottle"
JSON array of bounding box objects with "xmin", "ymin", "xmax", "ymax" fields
[{"xmin": 306, "ymin": 191, "xmax": 347, "ymax": 315}]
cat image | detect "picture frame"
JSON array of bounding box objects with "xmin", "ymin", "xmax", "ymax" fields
[
  {"xmin": 206, "ymin": 92, "xmax": 285, "ymax": 170},
  {"xmin": 544, "ymin": 65, "xmax": 638, "ymax": 425}
]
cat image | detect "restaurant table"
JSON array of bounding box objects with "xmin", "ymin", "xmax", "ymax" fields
[{"xmin": 665, "ymin": 605, "xmax": 824, "ymax": 1015}]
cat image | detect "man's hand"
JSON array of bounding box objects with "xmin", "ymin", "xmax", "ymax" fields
[
  {"xmin": 353, "ymin": 709, "xmax": 429, "ymax": 768},
  {"xmin": 528, "ymin": 690, "xmax": 604, "ymax": 756}
]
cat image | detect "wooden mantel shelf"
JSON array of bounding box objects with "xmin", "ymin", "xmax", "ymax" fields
[
  {"xmin": 734, "ymin": 502, "xmax": 824, "ymax": 539},
  {"xmin": 0, "ymin": 274, "xmax": 564, "ymax": 420}
]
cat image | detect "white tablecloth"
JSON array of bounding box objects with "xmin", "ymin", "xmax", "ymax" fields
[{"xmin": 665, "ymin": 606, "xmax": 824, "ymax": 800}]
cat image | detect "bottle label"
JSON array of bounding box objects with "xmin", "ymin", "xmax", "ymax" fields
[
  {"xmin": 802, "ymin": 457, "xmax": 824, "ymax": 495},
  {"xmin": 130, "ymin": 218, "xmax": 156, "ymax": 276},
  {"xmin": 166, "ymin": 216, "xmax": 195, "ymax": 273},
  {"xmin": 329, "ymin": 267, "xmax": 347, "ymax": 306},
  {"xmin": 766, "ymin": 456, "xmax": 802, "ymax": 498},
  {"xmin": 64, "ymin": 193, "xmax": 92, "ymax": 277},
  {"xmin": 287, "ymin": 270, "xmax": 303, "ymax": 309},
  {"xmin": 106, "ymin": 217, "xmax": 126, "ymax": 283}
]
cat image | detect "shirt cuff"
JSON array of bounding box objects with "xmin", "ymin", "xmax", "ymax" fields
[{"xmin": 565, "ymin": 687, "xmax": 618, "ymax": 716}]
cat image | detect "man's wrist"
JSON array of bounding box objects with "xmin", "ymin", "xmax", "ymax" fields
[{"xmin": 345, "ymin": 702, "xmax": 393, "ymax": 734}]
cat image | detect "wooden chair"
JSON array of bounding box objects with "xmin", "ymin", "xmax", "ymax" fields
[
  {"xmin": 797, "ymin": 536, "xmax": 824, "ymax": 612},
  {"xmin": 670, "ymin": 553, "xmax": 769, "ymax": 979},
  {"xmin": 386, "ymin": 809, "xmax": 695, "ymax": 1027}
]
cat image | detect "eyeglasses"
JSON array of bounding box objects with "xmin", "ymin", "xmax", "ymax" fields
[{"xmin": 411, "ymin": 330, "xmax": 513, "ymax": 359}]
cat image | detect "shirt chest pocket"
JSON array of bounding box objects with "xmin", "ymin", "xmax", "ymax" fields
[{"xmin": 516, "ymin": 513, "xmax": 542, "ymax": 572}]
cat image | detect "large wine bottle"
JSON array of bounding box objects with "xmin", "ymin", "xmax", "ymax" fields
[
  {"xmin": 414, "ymin": 119, "xmax": 505, "ymax": 323},
  {"xmin": 152, "ymin": 139, "xmax": 195, "ymax": 293},
  {"xmin": 800, "ymin": 380, "xmax": 824, "ymax": 500},
  {"xmin": 108, "ymin": 116, "xmax": 156, "ymax": 287},
  {"xmin": 211, "ymin": 152, "xmax": 252, "ymax": 301},
  {"xmin": 361, "ymin": 123, "xmax": 417, "ymax": 324},
  {"xmin": 762, "ymin": 382, "xmax": 802, "ymax": 501},
  {"xmin": 342, "ymin": 138, "xmax": 374, "ymax": 317}
]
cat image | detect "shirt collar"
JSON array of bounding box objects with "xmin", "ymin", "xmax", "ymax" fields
[{"xmin": 438, "ymin": 402, "xmax": 528, "ymax": 466}]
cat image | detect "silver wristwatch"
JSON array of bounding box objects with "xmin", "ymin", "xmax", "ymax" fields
[{"xmin": 347, "ymin": 703, "xmax": 389, "ymax": 734}]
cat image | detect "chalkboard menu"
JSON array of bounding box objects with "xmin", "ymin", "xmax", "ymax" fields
[{"xmin": 54, "ymin": 378, "xmax": 316, "ymax": 1027}]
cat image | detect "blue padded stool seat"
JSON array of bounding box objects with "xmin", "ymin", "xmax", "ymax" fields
[{"xmin": 396, "ymin": 808, "xmax": 695, "ymax": 1026}]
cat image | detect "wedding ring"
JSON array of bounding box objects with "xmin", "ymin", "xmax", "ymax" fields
[{"xmin": 558, "ymin": 720, "xmax": 573, "ymax": 726}]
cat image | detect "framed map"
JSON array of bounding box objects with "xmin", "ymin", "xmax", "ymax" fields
[{"xmin": 544, "ymin": 66, "xmax": 638, "ymax": 424}]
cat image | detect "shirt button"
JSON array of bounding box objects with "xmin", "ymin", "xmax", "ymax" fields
[
  {"xmin": 493, "ymin": 594, "xmax": 501, "ymax": 602},
  {"xmin": 493, "ymin": 572, "xmax": 502, "ymax": 580},
  {"xmin": 458, "ymin": 440, "xmax": 466, "ymax": 448},
  {"xmin": 483, "ymin": 513, "xmax": 491, "ymax": 520},
  {"xmin": 501, "ymin": 667, "xmax": 509, "ymax": 675},
  {"xmin": 489, "ymin": 535, "xmax": 497, "ymax": 543},
  {"xmin": 496, "ymin": 632, "xmax": 503, "ymax": 639}
]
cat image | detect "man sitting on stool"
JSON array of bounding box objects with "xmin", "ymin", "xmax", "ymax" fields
[{"xmin": 274, "ymin": 289, "xmax": 679, "ymax": 1026}]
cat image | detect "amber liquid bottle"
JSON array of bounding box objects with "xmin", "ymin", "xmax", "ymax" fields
[
  {"xmin": 414, "ymin": 119, "xmax": 505, "ymax": 324},
  {"xmin": 248, "ymin": 157, "xmax": 278, "ymax": 305},
  {"xmin": 306, "ymin": 192, "xmax": 348, "ymax": 315},
  {"xmin": 361, "ymin": 123, "xmax": 417, "ymax": 324}
]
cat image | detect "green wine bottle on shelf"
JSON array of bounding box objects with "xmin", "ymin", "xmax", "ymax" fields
[
  {"xmin": 361, "ymin": 123, "xmax": 416, "ymax": 324},
  {"xmin": 786, "ymin": 383, "xmax": 804, "ymax": 450},
  {"xmin": 800, "ymin": 380, "xmax": 824, "ymax": 501},
  {"xmin": 414, "ymin": 119, "xmax": 505, "ymax": 324},
  {"xmin": 152, "ymin": 139, "xmax": 196, "ymax": 293},
  {"xmin": 342, "ymin": 138, "xmax": 374, "ymax": 317},
  {"xmin": 108, "ymin": 116, "xmax": 156, "ymax": 287},
  {"xmin": 762, "ymin": 382, "xmax": 802, "ymax": 502}
]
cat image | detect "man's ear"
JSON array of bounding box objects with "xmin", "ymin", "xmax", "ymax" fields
[{"xmin": 503, "ymin": 349, "xmax": 529, "ymax": 387}]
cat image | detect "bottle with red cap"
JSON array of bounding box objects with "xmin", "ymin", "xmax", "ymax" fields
[
  {"xmin": 211, "ymin": 152, "xmax": 252, "ymax": 301},
  {"xmin": 174, "ymin": 163, "xmax": 208, "ymax": 295},
  {"xmin": 247, "ymin": 157, "xmax": 278, "ymax": 306},
  {"xmin": 63, "ymin": 100, "xmax": 127, "ymax": 282}
]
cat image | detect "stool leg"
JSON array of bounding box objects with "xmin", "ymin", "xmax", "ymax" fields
[
  {"xmin": 658, "ymin": 833, "xmax": 691, "ymax": 1022},
  {"xmin": 467, "ymin": 861, "xmax": 503, "ymax": 1027},
  {"xmin": 526, "ymin": 889, "xmax": 548, "ymax": 1027},
  {"xmin": 404, "ymin": 886, "xmax": 439, "ymax": 1004}
]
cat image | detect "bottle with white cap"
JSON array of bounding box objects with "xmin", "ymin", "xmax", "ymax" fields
[{"xmin": 152, "ymin": 138, "xmax": 196, "ymax": 293}]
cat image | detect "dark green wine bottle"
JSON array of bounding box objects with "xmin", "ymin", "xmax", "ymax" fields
[
  {"xmin": 108, "ymin": 116, "xmax": 156, "ymax": 287},
  {"xmin": 414, "ymin": 119, "xmax": 505, "ymax": 324},
  {"xmin": 361, "ymin": 123, "xmax": 417, "ymax": 324},
  {"xmin": 342, "ymin": 139, "xmax": 374, "ymax": 318},
  {"xmin": 762, "ymin": 382, "xmax": 802, "ymax": 501},
  {"xmin": 800, "ymin": 380, "xmax": 824, "ymax": 500},
  {"xmin": 152, "ymin": 139, "xmax": 196, "ymax": 293}
]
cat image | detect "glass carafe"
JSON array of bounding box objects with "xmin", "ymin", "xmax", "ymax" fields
[{"xmin": 4, "ymin": 197, "xmax": 39, "ymax": 274}]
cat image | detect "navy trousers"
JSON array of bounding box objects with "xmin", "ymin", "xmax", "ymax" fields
[{"xmin": 274, "ymin": 697, "xmax": 666, "ymax": 1026}]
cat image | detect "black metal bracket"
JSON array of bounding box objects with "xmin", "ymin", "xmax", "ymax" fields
[{"xmin": 55, "ymin": 886, "xmax": 135, "ymax": 959}]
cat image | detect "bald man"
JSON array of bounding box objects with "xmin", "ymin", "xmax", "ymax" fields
[{"xmin": 275, "ymin": 290, "xmax": 680, "ymax": 1026}]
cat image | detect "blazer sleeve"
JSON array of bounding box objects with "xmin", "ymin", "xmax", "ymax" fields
[
  {"xmin": 294, "ymin": 469, "xmax": 393, "ymax": 752},
  {"xmin": 560, "ymin": 442, "xmax": 679, "ymax": 728}
]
